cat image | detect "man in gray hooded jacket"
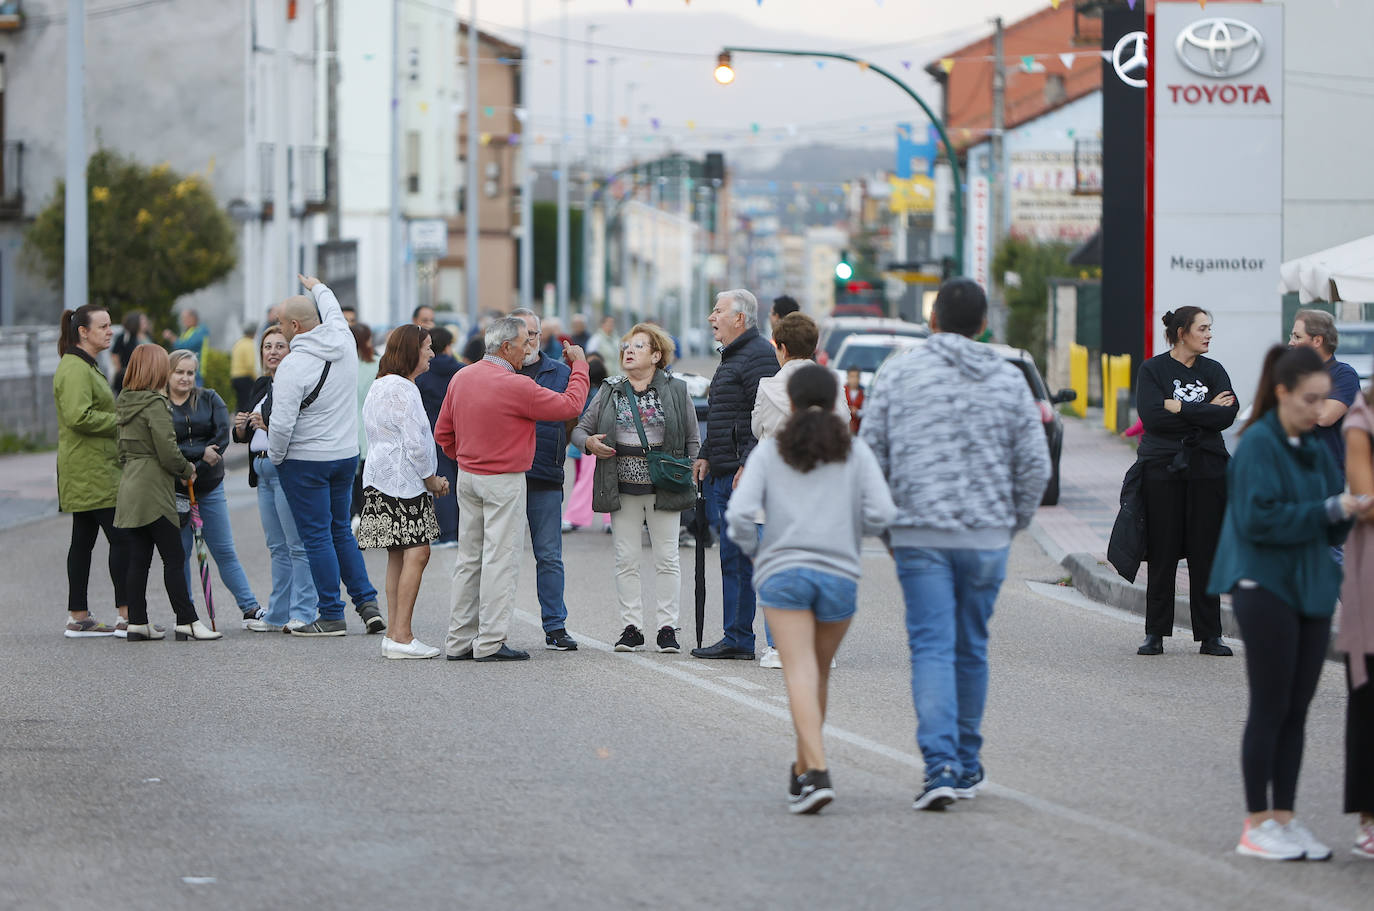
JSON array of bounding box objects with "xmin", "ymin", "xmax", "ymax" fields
[{"xmin": 862, "ymin": 278, "xmax": 1050, "ymax": 811}]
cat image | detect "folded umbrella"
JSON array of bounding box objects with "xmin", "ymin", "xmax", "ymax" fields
[
  {"xmin": 691, "ymin": 494, "xmax": 708, "ymax": 649},
  {"xmin": 187, "ymin": 485, "xmax": 217, "ymax": 632}
]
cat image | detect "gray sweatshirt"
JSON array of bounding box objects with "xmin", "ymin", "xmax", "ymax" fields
[
  {"xmin": 860, "ymin": 332, "xmax": 1051, "ymax": 549},
  {"xmin": 725, "ymin": 436, "xmax": 896, "ymax": 587}
]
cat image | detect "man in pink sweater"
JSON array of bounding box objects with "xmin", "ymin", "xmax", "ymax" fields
[{"xmin": 435, "ymin": 316, "xmax": 590, "ymax": 660}]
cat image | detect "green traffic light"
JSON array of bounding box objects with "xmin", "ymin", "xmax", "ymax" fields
[{"xmin": 834, "ymin": 261, "xmax": 853, "ymax": 281}]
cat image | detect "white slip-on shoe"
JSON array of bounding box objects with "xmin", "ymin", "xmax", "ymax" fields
[
  {"xmin": 382, "ymin": 636, "xmax": 442, "ymax": 659},
  {"xmin": 759, "ymin": 647, "xmax": 782, "ymax": 669}
]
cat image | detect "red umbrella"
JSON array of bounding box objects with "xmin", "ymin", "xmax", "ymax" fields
[{"xmin": 187, "ymin": 486, "xmax": 217, "ymax": 632}]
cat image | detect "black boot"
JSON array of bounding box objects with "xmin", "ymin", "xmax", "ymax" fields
[
  {"xmin": 1137, "ymin": 634, "xmax": 1164, "ymax": 656},
  {"xmin": 1199, "ymin": 636, "xmax": 1233, "ymax": 656}
]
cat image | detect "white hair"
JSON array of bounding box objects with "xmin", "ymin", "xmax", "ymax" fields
[
  {"xmin": 716, "ymin": 289, "xmax": 758, "ymax": 330},
  {"xmin": 509, "ymin": 307, "xmax": 540, "ymax": 331},
  {"xmin": 484, "ymin": 316, "xmax": 526, "ymax": 355}
]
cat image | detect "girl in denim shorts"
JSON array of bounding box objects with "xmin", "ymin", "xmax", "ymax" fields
[{"xmin": 727, "ymin": 364, "xmax": 895, "ymax": 813}]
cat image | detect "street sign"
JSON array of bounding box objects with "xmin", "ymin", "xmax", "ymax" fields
[{"xmin": 409, "ymin": 219, "xmax": 448, "ymax": 258}]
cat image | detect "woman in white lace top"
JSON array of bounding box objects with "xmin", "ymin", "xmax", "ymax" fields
[{"xmin": 358, "ymin": 325, "xmax": 450, "ymax": 659}]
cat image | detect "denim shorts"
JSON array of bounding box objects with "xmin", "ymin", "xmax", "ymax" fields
[{"xmin": 755, "ymin": 567, "xmax": 858, "ymax": 623}]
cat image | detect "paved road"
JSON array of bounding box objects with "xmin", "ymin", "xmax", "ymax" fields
[{"xmin": 1, "ymin": 463, "xmax": 1369, "ymax": 910}]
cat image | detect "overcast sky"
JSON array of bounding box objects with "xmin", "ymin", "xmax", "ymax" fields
[
  {"xmin": 468, "ymin": 0, "xmax": 1059, "ymax": 169},
  {"xmin": 479, "ymin": 0, "xmax": 1054, "ymax": 47}
]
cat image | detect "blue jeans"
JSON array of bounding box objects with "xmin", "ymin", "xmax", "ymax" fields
[
  {"xmin": 756, "ymin": 567, "xmax": 857, "ymax": 623},
  {"xmin": 525, "ymin": 486, "xmax": 568, "ymax": 633},
  {"xmin": 180, "ymin": 482, "xmax": 260, "ymax": 615},
  {"xmin": 704, "ymin": 473, "xmax": 756, "ymax": 651},
  {"xmin": 434, "ymin": 446, "xmax": 458, "ymax": 542},
  {"xmin": 254, "ymin": 457, "xmax": 316, "ymax": 625},
  {"xmin": 893, "ymin": 546, "xmax": 1009, "ymax": 778},
  {"xmin": 278, "ymin": 457, "xmax": 378, "ymax": 621}
]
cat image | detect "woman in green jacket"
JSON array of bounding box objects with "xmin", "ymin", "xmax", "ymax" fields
[
  {"xmin": 1209, "ymin": 345, "xmax": 1374, "ymax": 862},
  {"xmin": 54, "ymin": 304, "xmax": 129, "ymax": 638},
  {"xmin": 114, "ymin": 344, "xmax": 222, "ymax": 642}
]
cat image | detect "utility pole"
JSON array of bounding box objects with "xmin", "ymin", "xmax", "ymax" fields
[
  {"xmin": 581, "ymin": 24, "xmax": 596, "ymax": 319},
  {"xmin": 64, "ymin": 0, "xmax": 87, "ymax": 313},
  {"xmin": 989, "ymin": 16, "xmax": 1007, "ymax": 334},
  {"xmin": 519, "ymin": 0, "xmax": 533, "ymax": 312},
  {"xmin": 273, "ymin": 2, "xmax": 291, "ymax": 298},
  {"xmin": 325, "ymin": 0, "xmax": 340, "ymax": 241},
  {"xmin": 389, "ymin": 0, "xmax": 402, "ymax": 327},
  {"xmin": 466, "ymin": 0, "xmax": 480, "ymax": 328},
  {"xmin": 555, "ymin": 0, "xmax": 570, "ymax": 325}
]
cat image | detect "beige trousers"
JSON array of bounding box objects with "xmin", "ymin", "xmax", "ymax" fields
[
  {"xmin": 447, "ymin": 470, "xmax": 526, "ymax": 658},
  {"xmin": 610, "ymin": 492, "xmax": 682, "ymax": 633}
]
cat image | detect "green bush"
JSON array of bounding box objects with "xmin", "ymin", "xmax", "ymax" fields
[
  {"xmin": 201, "ymin": 347, "xmax": 234, "ymax": 408},
  {"xmin": 991, "ymin": 237, "xmax": 1079, "ymax": 369}
]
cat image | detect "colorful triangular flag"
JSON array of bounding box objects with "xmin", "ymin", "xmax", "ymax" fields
[
  {"xmin": 1059, "ymin": 52, "xmax": 1075, "ymax": 70},
  {"xmin": 939, "ymin": 58, "xmax": 954, "ymax": 74},
  {"xmin": 857, "ymin": 60, "xmax": 870, "ymax": 72}
]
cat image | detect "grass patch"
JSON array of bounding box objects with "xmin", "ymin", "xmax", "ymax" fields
[{"xmin": 0, "ymin": 432, "xmax": 54, "ymax": 454}]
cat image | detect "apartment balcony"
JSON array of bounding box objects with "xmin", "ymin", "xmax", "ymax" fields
[{"xmin": 257, "ymin": 143, "xmax": 330, "ymax": 218}]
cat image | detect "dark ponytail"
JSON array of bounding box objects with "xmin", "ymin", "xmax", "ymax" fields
[
  {"xmin": 776, "ymin": 364, "xmax": 851, "ymax": 473},
  {"xmin": 1161, "ymin": 306, "xmax": 1209, "ymax": 347},
  {"xmin": 1242, "ymin": 344, "xmax": 1325, "ymax": 434},
  {"xmin": 58, "ymin": 304, "xmax": 107, "ymax": 356}
]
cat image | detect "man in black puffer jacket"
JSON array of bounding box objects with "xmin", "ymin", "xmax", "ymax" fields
[{"xmin": 691, "ymin": 289, "xmax": 779, "ymax": 660}]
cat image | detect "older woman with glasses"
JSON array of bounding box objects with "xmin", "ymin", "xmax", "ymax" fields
[{"xmin": 572, "ymin": 323, "xmax": 700, "ymax": 654}]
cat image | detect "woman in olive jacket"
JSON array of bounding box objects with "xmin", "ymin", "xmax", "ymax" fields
[
  {"xmin": 53, "ymin": 304, "xmax": 129, "ymax": 638},
  {"xmin": 571, "ymin": 323, "xmax": 699, "ymax": 654},
  {"xmin": 114, "ymin": 344, "xmax": 221, "ymax": 641}
]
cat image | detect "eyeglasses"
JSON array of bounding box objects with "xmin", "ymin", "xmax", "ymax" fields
[{"xmin": 620, "ymin": 342, "xmax": 651, "ymax": 352}]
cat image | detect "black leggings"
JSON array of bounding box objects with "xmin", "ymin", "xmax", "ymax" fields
[
  {"xmin": 124, "ymin": 517, "xmax": 199, "ymax": 626},
  {"xmin": 1141, "ymin": 475, "xmax": 1225, "ymax": 640},
  {"xmin": 1348, "ymin": 656, "xmax": 1374, "ymax": 815},
  {"xmin": 67, "ymin": 508, "xmax": 129, "ymax": 614},
  {"xmin": 1233, "ymin": 587, "xmax": 1330, "ymax": 814}
]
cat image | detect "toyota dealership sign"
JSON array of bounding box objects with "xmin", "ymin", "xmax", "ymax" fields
[{"xmin": 1150, "ymin": 1, "xmax": 1283, "ymax": 408}]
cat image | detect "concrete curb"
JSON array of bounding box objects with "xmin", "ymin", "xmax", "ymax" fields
[{"xmin": 1029, "ymin": 518, "xmax": 1344, "ymax": 659}]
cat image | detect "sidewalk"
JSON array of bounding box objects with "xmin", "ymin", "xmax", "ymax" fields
[
  {"xmin": 1029, "ymin": 410, "xmax": 1237, "ymax": 638},
  {"xmin": 0, "ymin": 447, "xmax": 250, "ymax": 531}
]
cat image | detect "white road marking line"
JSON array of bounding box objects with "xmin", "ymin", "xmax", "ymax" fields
[
  {"xmin": 514, "ymin": 608, "xmax": 1343, "ymax": 909},
  {"xmin": 717, "ymin": 675, "xmax": 765, "ymax": 691}
]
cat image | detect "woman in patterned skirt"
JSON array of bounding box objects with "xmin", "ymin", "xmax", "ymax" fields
[{"xmin": 358, "ymin": 324, "xmax": 449, "ymax": 659}]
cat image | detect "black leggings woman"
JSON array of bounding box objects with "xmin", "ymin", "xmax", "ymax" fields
[{"xmin": 1209, "ymin": 345, "xmax": 1370, "ymax": 860}]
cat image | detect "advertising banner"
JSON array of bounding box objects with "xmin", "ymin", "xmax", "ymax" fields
[
  {"xmin": 1152, "ymin": 1, "xmax": 1283, "ymax": 406},
  {"xmin": 1008, "ymin": 151, "xmax": 1102, "ymax": 243}
]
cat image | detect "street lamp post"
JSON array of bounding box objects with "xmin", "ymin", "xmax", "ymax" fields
[{"xmin": 717, "ymin": 46, "xmax": 965, "ymax": 277}]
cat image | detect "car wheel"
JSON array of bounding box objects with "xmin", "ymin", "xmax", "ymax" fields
[{"xmin": 1041, "ymin": 441, "xmax": 1061, "ymax": 507}]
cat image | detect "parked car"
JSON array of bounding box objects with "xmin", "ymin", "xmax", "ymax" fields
[
  {"xmin": 817, "ymin": 316, "xmax": 928, "ymax": 366},
  {"xmin": 832, "ymin": 333, "xmax": 925, "ymax": 392},
  {"xmin": 873, "ymin": 342, "xmax": 1076, "ymax": 506},
  {"xmin": 1336, "ymin": 321, "xmax": 1374, "ymax": 390}
]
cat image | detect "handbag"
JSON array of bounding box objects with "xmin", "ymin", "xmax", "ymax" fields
[{"xmin": 618, "ymin": 388, "xmax": 695, "ymax": 494}]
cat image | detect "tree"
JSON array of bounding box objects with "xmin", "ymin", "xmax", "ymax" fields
[
  {"xmin": 991, "ymin": 237, "xmax": 1081, "ymax": 369},
  {"xmin": 531, "ymin": 201, "xmax": 584, "ymax": 307},
  {"xmin": 25, "ymin": 149, "xmax": 237, "ymax": 329}
]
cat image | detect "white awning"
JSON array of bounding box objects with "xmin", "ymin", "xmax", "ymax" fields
[{"xmin": 1278, "ymin": 234, "xmax": 1374, "ymax": 303}]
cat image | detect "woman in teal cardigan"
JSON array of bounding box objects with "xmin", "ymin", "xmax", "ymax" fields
[{"xmin": 1209, "ymin": 345, "xmax": 1373, "ymax": 863}]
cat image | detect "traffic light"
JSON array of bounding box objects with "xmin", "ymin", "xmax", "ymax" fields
[{"xmin": 834, "ymin": 252, "xmax": 854, "ymax": 282}]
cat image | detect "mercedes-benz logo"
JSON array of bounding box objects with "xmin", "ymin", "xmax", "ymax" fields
[
  {"xmin": 1175, "ymin": 18, "xmax": 1263, "ymax": 78},
  {"xmin": 1112, "ymin": 31, "xmax": 1148, "ymax": 89}
]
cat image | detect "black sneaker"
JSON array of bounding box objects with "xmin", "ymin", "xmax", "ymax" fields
[
  {"xmin": 614, "ymin": 625, "xmax": 645, "ymax": 652},
  {"xmin": 356, "ymin": 601, "xmax": 385, "ymax": 635},
  {"xmin": 787, "ymin": 764, "xmax": 802, "ymax": 800},
  {"xmin": 545, "ymin": 629, "xmax": 579, "ymax": 651},
  {"xmin": 789, "ymin": 769, "xmax": 834, "ymax": 815},
  {"xmin": 656, "ymin": 626, "xmax": 681, "ymax": 653}
]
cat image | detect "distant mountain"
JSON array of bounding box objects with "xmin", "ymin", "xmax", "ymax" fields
[{"xmin": 735, "ymin": 145, "xmax": 894, "ymax": 184}]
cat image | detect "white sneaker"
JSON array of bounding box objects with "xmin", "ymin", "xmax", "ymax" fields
[
  {"xmin": 283, "ymin": 620, "xmax": 308, "ymax": 633},
  {"xmin": 1236, "ymin": 819, "xmax": 1304, "ymax": 861},
  {"xmin": 246, "ymin": 619, "xmax": 284, "ymax": 632},
  {"xmin": 759, "ymin": 647, "xmax": 782, "ymax": 669},
  {"xmin": 1283, "ymin": 819, "xmax": 1332, "ymax": 861},
  {"xmin": 382, "ymin": 636, "xmax": 441, "ymax": 659}
]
